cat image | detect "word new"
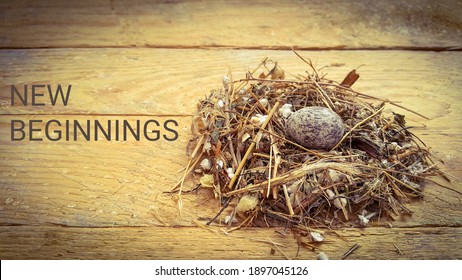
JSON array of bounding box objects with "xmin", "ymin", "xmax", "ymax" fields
[{"xmin": 11, "ymin": 84, "xmax": 71, "ymax": 106}]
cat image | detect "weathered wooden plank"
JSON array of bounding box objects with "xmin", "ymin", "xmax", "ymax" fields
[
  {"xmin": 0, "ymin": 0, "xmax": 461, "ymax": 49},
  {"xmin": 1, "ymin": 49, "xmax": 461, "ymax": 227},
  {"xmin": 0, "ymin": 225, "xmax": 460, "ymax": 259},
  {"xmin": 0, "ymin": 114, "xmax": 461, "ymax": 228},
  {"xmin": 4, "ymin": 49, "xmax": 461, "ymax": 177},
  {"xmin": 1, "ymin": 49, "xmax": 461, "ymax": 117}
]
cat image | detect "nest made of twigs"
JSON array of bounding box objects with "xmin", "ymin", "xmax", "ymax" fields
[{"xmin": 175, "ymin": 53, "xmax": 447, "ymax": 232}]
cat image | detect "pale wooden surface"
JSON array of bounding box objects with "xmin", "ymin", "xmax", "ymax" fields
[
  {"xmin": 0, "ymin": 0, "xmax": 461, "ymax": 49},
  {"xmin": 0, "ymin": 226, "xmax": 461, "ymax": 260},
  {"xmin": 0, "ymin": 0, "xmax": 461, "ymax": 259},
  {"xmin": 1, "ymin": 49, "xmax": 462, "ymax": 228}
]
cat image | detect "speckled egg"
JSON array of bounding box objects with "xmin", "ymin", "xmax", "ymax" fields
[{"xmin": 285, "ymin": 106, "xmax": 344, "ymax": 150}]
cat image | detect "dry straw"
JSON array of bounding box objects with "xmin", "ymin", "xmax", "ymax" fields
[{"xmin": 174, "ymin": 51, "xmax": 450, "ymax": 232}]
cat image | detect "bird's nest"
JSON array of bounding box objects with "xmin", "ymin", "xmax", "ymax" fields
[{"xmin": 174, "ymin": 53, "xmax": 448, "ymax": 234}]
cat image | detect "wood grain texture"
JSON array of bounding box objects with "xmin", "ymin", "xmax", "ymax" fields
[
  {"xmin": 1, "ymin": 49, "xmax": 461, "ymax": 231},
  {"xmin": 0, "ymin": 0, "xmax": 461, "ymax": 49},
  {"xmin": 0, "ymin": 226, "xmax": 460, "ymax": 259},
  {"xmin": 1, "ymin": 0, "xmax": 462, "ymax": 260},
  {"xmin": 1, "ymin": 48, "xmax": 461, "ymax": 116}
]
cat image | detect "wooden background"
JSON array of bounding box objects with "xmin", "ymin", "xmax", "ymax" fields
[{"xmin": 0, "ymin": 0, "xmax": 461, "ymax": 259}]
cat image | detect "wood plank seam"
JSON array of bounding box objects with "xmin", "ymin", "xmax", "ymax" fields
[{"xmin": 1, "ymin": 46, "xmax": 461, "ymax": 51}]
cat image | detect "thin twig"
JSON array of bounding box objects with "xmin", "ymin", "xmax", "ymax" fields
[
  {"xmin": 332, "ymin": 106, "xmax": 385, "ymax": 150},
  {"xmin": 206, "ymin": 197, "xmax": 232, "ymax": 225},
  {"xmin": 282, "ymin": 184, "xmax": 295, "ymax": 216},
  {"xmin": 269, "ymin": 124, "xmax": 281, "ymax": 199},
  {"xmin": 393, "ymin": 243, "xmax": 404, "ymax": 255},
  {"xmin": 342, "ymin": 243, "xmax": 360, "ymax": 260},
  {"xmin": 224, "ymin": 162, "xmax": 360, "ymax": 196}
]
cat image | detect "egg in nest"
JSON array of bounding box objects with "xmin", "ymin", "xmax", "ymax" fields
[{"xmin": 285, "ymin": 106, "xmax": 344, "ymax": 150}]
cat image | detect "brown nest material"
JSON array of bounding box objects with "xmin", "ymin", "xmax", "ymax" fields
[{"xmin": 175, "ymin": 54, "xmax": 448, "ymax": 231}]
